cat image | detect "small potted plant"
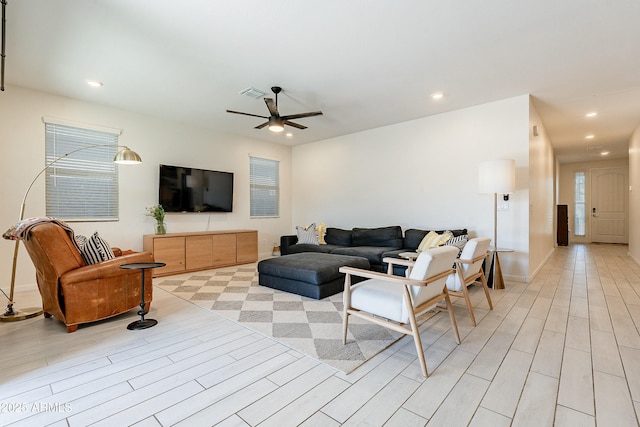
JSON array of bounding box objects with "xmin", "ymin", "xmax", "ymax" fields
[{"xmin": 146, "ymin": 204, "xmax": 166, "ymax": 235}]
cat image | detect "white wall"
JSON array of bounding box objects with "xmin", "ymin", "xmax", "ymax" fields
[
  {"xmin": 0, "ymin": 86, "xmax": 292, "ymax": 288},
  {"xmin": 292, "ymin": 95, "xmax": 531, "ymax": 281},
  {"xmin": 558, "ymin": 158, "xmax": 629, "ymax": 243},
  {"xmin": 528, "ymin": 98, "xmax": 556, "ymax": 279},
  {"xmin": 629, "ymin": 125, "xmax": 640, "ymax": 263}
]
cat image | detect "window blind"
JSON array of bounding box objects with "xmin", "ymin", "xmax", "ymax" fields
[
  {"xmin": 250, "ymin": 156, "xmax": 279, "ymax": 217},
  {"xmin": 45, "ymin": 122, "xmax": 119, "ymax": 221}
]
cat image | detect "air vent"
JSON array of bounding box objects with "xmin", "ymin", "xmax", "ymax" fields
[{"xmin": 239, "ymin": 87, "xmax": 266, "ymax": 99}]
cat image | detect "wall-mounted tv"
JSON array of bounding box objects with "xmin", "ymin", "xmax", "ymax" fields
[{"xmin": 159, "ymin": 164, "xmax": 234, "ymax": 213}]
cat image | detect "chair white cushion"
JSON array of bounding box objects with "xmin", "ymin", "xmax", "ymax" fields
[
  {"xmin": 351, "ymin": 279, "xmax": 409, "ymax": 323},
  {"xmin": 446, "ymin": 237, "xmax": 491, "ymax": 291},
  {"xmin": 351, "ymin": 246, "xmax": 459, "ymax": 324}
]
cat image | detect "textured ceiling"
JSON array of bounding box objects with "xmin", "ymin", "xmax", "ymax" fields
[{"xmin": 4, "ymin": 0, "xmax": 640, "ymax": 163}]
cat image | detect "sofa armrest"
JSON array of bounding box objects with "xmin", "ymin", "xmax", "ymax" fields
[
  {"xmin": 60, "ymin": 251, "xmax": 154, "ymax": 285},
  {"xmin": 280, "ymin": 235, "xmax": 298, "ymax": 255}
]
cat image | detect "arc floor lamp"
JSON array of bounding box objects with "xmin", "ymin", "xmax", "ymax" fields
[
  {"xmin": 0, "ymin": 145, "xmax": 142, "ymax": 321},
  {"xmin": 479, "ymin": 159, "xmax": 515, "ymax": 289}
]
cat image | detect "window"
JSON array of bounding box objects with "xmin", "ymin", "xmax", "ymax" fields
[
  {"xmin": 250, "ymin": 156, "xmax": 279, "ymax": 217},
  {"xmin": 574, "ymin": 171, "xmax": 586, "ymax": 236},
  {"xmin": 45, "ymin": 121, "xmax": 120, "ymax": 221}
]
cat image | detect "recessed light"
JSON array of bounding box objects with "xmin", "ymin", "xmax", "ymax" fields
[
  {"xmin": 601, "ymin": 151, "xmax": 610, "ymax": 156},
  {"xmin": 286, "ymin": 133, "xmax": 293, "ymax": 137},
  {"xmin": 586, "ymin": 112, "xmax": 597, "ymax": 118},
  {"xmin": 87, "ymin": 80, "xmax": 103, "ymax": 88},
  {"xmin": 431, "ymin": 92, "xmax": 444, "ymax": 100},
  {"xmin": 585, "ymin": 134, "xmax": 595, "ymax": 139}
]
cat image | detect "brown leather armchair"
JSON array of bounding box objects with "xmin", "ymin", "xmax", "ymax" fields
[{"xmin": 21, "ymin": 222, "xmax": 155, "ymax": 332}]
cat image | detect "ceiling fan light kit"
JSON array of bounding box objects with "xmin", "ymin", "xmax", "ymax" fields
[
  {"xmin": 227, "ymin": 86, "xmax": 322, "ymax": 132},
  {"xmin": 268, "ymin": 116, "xmax": 284, "ymax": 132}
]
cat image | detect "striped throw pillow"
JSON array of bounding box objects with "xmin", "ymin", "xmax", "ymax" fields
[
  {"xmin": 296, "ymin": 223, "xmax": 319, "ymax": 245},
  {"xmin": 77, "ymin": 232, "xmax": 116, "ymax": 265}
]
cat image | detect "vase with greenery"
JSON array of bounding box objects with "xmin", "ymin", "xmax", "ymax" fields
[{"xmin": 146, "ymin": 204, "xmax": 166, "ymax": 235}]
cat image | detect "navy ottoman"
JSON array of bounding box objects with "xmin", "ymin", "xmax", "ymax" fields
[{"xmin": 258, "ymin": 253, "xmax": 370, "ymax": 299}]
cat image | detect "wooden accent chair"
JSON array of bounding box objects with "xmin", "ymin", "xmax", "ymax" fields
[
  {"xmin": 21, "ymin": 222, "xmax": 154, "ymax": 332},
  {"xmin": 340, "ymin": 245, "xmax": 460, "ymax": 377},
  {"xmin": 445, "ymin": 237, "xmax": 493, "ymax": 326}
]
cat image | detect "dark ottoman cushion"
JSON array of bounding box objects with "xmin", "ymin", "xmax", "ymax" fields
[{"xmin": 258, "ymin": 253, "xmax": 370, "ymax": 299}]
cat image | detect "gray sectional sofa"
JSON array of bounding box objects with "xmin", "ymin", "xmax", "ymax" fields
[{"xmin": 280, "ymin": 226, "xmax": 468, "ymax": 274}]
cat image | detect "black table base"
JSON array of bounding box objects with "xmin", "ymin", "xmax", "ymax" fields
[
  {"xmin": 120, "ymin": 262, "xmax": 166, "ymax": 331},
  {"xmin": 127, "ymin": 318, "xmax": 158, "ymax": 330}
]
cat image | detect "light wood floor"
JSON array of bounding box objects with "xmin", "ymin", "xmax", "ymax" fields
[{"xmin": 2, "ymin": 243, "xmax": 640, "ymax": 426}]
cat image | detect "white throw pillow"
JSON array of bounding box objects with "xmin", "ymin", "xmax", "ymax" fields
[{"xmin": 296, "ymin": 223, "xmax": 319, "ymax": 245}]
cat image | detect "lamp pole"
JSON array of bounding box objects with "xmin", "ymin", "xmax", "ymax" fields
[{"xmin": 1, "ymin": 144, "xmax": 142, "ymax": 321}]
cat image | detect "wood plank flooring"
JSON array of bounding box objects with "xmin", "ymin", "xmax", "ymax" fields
[{"xmin": 2, "ymin": 243, "xmax": 640, "ymax": 426}]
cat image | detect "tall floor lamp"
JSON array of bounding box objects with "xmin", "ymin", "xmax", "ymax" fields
[
  {"xmin": 0, "ymin": 145, "xmax": 143, "ymax": 321},
  {"xmin": 479, "ymin": 159, "xmax": 515, "ymax": 289}
]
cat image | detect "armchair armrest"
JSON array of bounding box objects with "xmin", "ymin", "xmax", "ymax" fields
[
  {"xmin": 382, "ymin": 257, "xmax": 415, "ymax": 268},
  {"xmin": 280, "ymin": 235, "xmax": 298, "ymax": 255},
  {"xmin": 61, "ymin": 251, "xmax": 154, "ymax": 285},
  {"xmin": 339, "ymin": 265, "xmax": 453, "ymax": 287}
]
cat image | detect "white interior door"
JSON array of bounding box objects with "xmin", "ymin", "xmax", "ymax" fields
[{"xmin": 591, "ymin": 167, "xmax": 628, "ymax": 243}]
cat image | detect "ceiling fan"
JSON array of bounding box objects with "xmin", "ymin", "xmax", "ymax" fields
[{"xmin": 226, "ymin": 86, "xmax": 323, "ymax": 132}]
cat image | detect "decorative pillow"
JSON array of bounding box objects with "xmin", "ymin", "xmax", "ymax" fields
[
  {"xmin": 77, "ymin": 231, "xmax": 116, "ymax": 265},
  {"xmin": 296, "ymin": 223, "xmax": 319, "ymax": 245},
  {"xmin": 417, "ymin": 230, "xmax": 453, "ymax": 252},
  {"xmin": 315, "ymin": 222, "xmax": 327, "ymax": 245},
  {"xmin": 445, "ymin": 233, "xmax": 469, "ymax": 257}
]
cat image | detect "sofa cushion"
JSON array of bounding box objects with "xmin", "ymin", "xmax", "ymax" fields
[
  {"xmin": 330, "ymin": 245, "xmax": 399, "ymax": 265},
  {"xmin": 324, "ymin": 227, "xmax": 353, "ymax": 246},
  {"xmin": 351, "ymin": 226, "xmax": 403, "ymax": 248}
]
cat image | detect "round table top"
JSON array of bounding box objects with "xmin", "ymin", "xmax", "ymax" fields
[{"xmin": 120, "ymin": 262, "xmax": 166, "ymax": 270}]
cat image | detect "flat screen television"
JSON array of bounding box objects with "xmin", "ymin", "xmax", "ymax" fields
[{"xmin": 159, "ymin": 164, "xmax": 234, "ymax": 213}]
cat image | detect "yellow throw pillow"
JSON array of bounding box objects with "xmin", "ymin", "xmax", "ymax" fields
[
  {"xmin": 417, "ymin": 231, "xmax": 453, "ymax": 252},
  {"xmin": 315, "ymin": 222, "xmax": 327, "ymax": 244}
]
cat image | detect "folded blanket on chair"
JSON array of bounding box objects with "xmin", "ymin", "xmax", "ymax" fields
[{"xmin": 3, "ymin": 217, "xmax": 79, "ymax": 249}]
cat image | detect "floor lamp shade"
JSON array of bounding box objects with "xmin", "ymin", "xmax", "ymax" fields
[{"xmin": 478, "ymin": 159, "xmax": 515, "ymax": 194}]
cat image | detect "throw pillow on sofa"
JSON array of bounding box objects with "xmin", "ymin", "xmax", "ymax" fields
[
  {"xmin": 296, "ymin": 223, "xmax": 319, "ymax": 245},
  {"xmin": 445, "ymin": 233, "xmax": 469, "ymax": 256},
  {"xmin": 76, "ymin": 231, "xmax": 116, "ymax": 265},
  {"xmin": 417, "ymin": 230, "xmax": 453, "ymax": 252}
]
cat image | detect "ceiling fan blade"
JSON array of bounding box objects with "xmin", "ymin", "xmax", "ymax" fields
[
  {"xmin": 264, "ymin": 98, "xmax": 279, "ymax": 116},
  {"xmin": 284, "ymin": 120, "xmax": 307, "ymax": 130},
  {"xmin": 255, "ymin": 122, "xmax": 269, "ymax": 129},
  {"xmin": 281, "ymin": 111, "xmax": 323, "ymax": 120},
  {"xmin": 226, "ymin": 109, "xmax": 269, "ymax": 119}
]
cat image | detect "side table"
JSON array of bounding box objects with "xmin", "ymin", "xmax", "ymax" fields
[
  {"xmin": 120, "ymin": 262, "xmax": 166, "ymax": 330},
  {"xmin": 487, "ymin": 248, "xmax": 513, "ymax": 289}
]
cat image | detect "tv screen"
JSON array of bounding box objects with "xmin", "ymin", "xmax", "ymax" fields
[{"xmin": 159, "ymin": 164, "xmax": 234, "ymax": 213}]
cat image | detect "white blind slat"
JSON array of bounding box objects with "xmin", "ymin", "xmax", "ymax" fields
[
  {"xmin": 45, "ymin": 122, "xmax": 120, "ymax": 221},
  {"xmin": 250, "ymin": 156, "xmax": 279, "ymax": 217}
]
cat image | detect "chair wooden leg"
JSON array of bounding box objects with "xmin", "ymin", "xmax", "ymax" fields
[
  {"xmin": 343, "ymin": 274, "xmax": 351, "ymax": 344},
  {"xmin": 461, "ymin": 284, "xmax": 477, "ymax": 326},
  {"xmin": 404, "ymin": 287, "xmax": 428, "ymax": 377},
  {"xmin": 480, "ymin": 273, "xmax": 493, "ymax": 310},
  {"xmin": 444, "ymin": 291, "xmax": 461, "ymax": 344},
  {"xmin": 66, "ymin": 324, "xmax": 78, "ymax": 333}
]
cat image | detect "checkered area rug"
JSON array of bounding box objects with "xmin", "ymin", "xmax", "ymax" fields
[{"xmin": 154, "ymin": 263, "xmax": 438, "ymax": 374}]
